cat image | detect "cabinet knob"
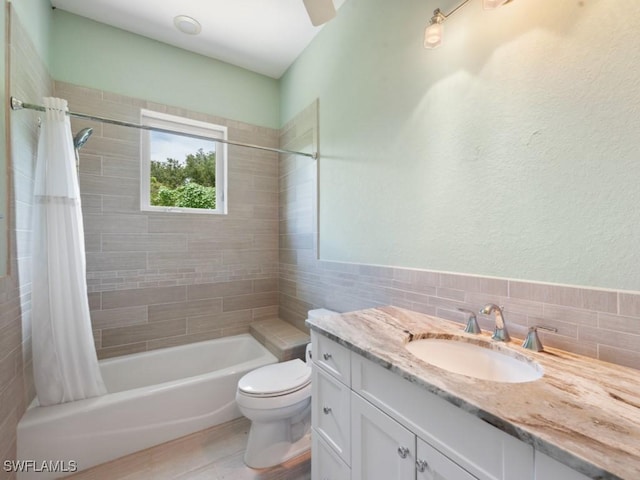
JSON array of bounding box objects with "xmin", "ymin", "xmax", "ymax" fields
[
  {"xmin": 323, "ymin": 406, "xmax": 332, "ymax": 415},
  {"xmin": 323, "ymin": 352, "xmax": 332, "ymax": 360},
  {"xmin": 416, "ymin": 459, "xmax": 429, "ymax": 472},
  {"xmin": 397, "ymin": 446, "xmax": 410, "ymax": 459}
]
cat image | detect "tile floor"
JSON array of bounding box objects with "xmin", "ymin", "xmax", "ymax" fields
[{"xmin": 64, "ymin": 417, "xmax": 311, "ymax": 480}]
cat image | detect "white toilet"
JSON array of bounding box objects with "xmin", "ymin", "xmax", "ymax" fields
[{"xmin": 236, "ymin": 309, "xmax": 337, "ymax": 469}]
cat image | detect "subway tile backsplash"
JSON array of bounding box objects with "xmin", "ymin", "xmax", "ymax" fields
[{"xmin": 278, "ymin": 100, "xmax": 640, "ymax": 371}]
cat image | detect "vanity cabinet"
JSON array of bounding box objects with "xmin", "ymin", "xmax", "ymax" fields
[
  {"xmin": 311, "ymin": 331, "xmax": 590, "ymax": 480},
  {"xmin": 350, "ymin": 352, "xmax": 532, "ymax": 480},
  {"xmin": 310, "ymin": 330, "xmax": 519, "ymax": 480},
  {"xmin": 351, "ymin": 393, "xmax": 476, "ymax": 480}
]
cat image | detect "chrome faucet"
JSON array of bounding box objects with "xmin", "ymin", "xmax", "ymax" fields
[
  {"xmin": 522, "ymin": 325, "xmax": 558, "ymax": 352},
  {"xmin": 480, "ymin": 304, "xmax": 510, "ymax": 342}
]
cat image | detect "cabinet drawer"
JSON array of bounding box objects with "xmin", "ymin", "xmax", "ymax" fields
[
  {"xmin": 312, "ymin": 331, "xmax": 351, "ymax": 386},
  {"xmin": 312, "ymin": 428, "xmax": 351, "ymax": 480},
  {"xmin": 312, "ymin": 365, "xmax": 351, "ymax": 464}
]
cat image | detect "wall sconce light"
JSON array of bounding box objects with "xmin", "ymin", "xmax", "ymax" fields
[
  {"xmin": 424, "ymin": 0, "xmax": 512, "ymax": 49},
  {"xmin": 424, "ymin": 9, "xmax": 445, "ymax": 49}
]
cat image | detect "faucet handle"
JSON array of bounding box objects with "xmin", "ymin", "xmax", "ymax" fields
[
  {"xmin": 458, "ymin": 308, "xmax": 481, "ymax": 334},
  {"xmin": 522, "ymin": 325, "xmax": 558, "ymax": 352}
]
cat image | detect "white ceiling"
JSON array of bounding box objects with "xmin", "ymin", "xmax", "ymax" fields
[{"xmin": 50, "ymin": 0, "xmax": 346, "ymax": 79}]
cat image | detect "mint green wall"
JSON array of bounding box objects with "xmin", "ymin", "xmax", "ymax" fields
[
  {"xmin": 51, "ymin": 10, "xmax": 280, "ymax": 129},
  {"xmin": 10, "ymin": 0, "xmax": 51, "ymax": 66},
  {"xmin": 281, "ymin": 0, "xmax": 640, "ymax": 291}
]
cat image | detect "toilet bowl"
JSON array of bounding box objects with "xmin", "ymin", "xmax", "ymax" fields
[
  {"xmin": 236, "ymin": 356, "xmax": 312, "ymax": 468},
  {"xmin": 236, "ymin": 309, "xmax": 337, "ymax": 469}
]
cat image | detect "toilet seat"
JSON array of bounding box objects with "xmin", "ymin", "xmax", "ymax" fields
[
  {"xmin": 238, "ymin": 359, "xmax": 311, "ymax": 397},
  {"xmin": 236, "ymin": 382, "xmax": 311, "ymax": 411}
]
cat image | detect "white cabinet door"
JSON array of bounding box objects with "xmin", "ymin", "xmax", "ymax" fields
[
  {"xmin": 416, "ymin": 437, "xmax": 478, "ymax": 480},
  {"xmin": 312, "ymin": 429, "xmax": 350, "ymax": 480},
  {"xmin": 351, "ymin": 392, "xmax": 415, "ymax": 480}
]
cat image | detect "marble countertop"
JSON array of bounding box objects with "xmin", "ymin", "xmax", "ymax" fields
[{"xmin": 306, "ymin": 306, "xmax": 640, "ymax": 480}]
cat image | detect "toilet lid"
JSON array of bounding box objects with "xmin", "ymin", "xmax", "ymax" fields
[{"xmin": 238, "ymin": 359, "xmax": 311, "ymax": 396}]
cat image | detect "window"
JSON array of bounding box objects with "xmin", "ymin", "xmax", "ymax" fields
[{"xmin": 140, "ymin": 109, "xmax": 227, "ymax": 214}]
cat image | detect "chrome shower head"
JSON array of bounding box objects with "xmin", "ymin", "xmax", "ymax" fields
[{"xmin": 73, "ymin": 128, "xmax": 93, "ymax": 149}]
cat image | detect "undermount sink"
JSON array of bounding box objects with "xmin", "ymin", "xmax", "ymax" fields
[{"xmin": 405, "ymin": 337, "xmax": 543, "ymax": 383}]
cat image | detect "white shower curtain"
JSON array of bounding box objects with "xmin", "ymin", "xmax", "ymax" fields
[{"xmin": 32, "ymin": 97, "xmax": 106, "ymax": 406}]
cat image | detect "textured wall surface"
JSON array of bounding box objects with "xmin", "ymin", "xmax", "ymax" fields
[
  {"xmin": 279, "ymin": 101, "xmax": 640, "ymax": 371},
  {"xmin": 1, "ymin": 5, "xmax": 52, "ymax": 476},
  {"xmin": 280, "ymin": 0, "xmax": 640, "ymax": 292},
  {"xmin": 9, "ymin": 0, "xmax": 51, "ymax": 68},
  {"xmin": 51, "ymin": 10, "xmax": 280, "ymax": 129},
  {"xmin": 55, "ymin": 82, "xmax": 281, "ymax": 358}
]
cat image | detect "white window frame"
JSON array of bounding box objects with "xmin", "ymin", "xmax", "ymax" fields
[{"xmin": 140, "ymin": 109, "xmax": 228, "ymax": 215}]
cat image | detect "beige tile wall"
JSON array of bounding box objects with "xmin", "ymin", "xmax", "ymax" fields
[
  {"xmin": 1, "ymin": 6, "xmax": 52, "ymax": 477},
  {"xmin": 54, "ymin": 82, "xmax": 281, "ymax": 358},
  {"xmin": 278, "ymin": 101, "xmax": 640, "ymax": 371}
]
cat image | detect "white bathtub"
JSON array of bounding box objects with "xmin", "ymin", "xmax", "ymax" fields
[{"xmin": 16, "ymin": 334, "xmax": 277, "ymax": 479}]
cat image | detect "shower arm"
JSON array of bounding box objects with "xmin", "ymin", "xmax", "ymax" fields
[{"xmin": 10, "ymin": 97, "xmax": 318, "ymax": 160}]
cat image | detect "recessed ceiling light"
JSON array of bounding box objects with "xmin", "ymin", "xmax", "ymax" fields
[{"xmin": 174, "ymin": 15, "xmax": 201, "ymax": 35}]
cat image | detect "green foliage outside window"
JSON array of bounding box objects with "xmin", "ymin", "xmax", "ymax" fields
[{"xmin": 150, "ymin": 148, "xmax": 216, "ymax": 209}]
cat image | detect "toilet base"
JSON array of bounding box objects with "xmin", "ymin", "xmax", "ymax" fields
[{"xmin": 243, "ymin": 415, "xmax": 311, "ymax": 469}]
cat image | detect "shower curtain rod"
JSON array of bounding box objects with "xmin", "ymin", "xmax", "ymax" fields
[{"xmin": 10, "ymin": 97, "xmax": 317, "ymax": 159}]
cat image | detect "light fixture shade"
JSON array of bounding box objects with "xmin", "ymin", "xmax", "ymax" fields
[
  {"xmin": 483, "ymin": 0, "xmax": 509, "ymax": 10},
  {"xmin": 424, "ymin": 22, "xmax": 443, "ymax": 49},
  {"xmin": 303, "ymin": 0, "xmax": 337, "ymax": 26},
  {"xmin": 173, "ymin": 15, "xmax": 201, "ymax": 35}
]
